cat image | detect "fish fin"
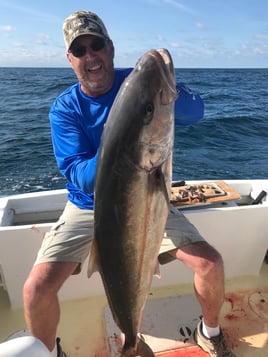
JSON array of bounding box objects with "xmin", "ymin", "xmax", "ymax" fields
[
  {"xmin": 136, "ymin": 336, "xmax": 155, "ymax": 357},
  {"xmin": 153, "ymin": 260, "xmax": 161, "ymax": 278},
  {"xmin": 120, "ymin": 336, "xmax": 155, "ymax": 357},
  {"xmin": 156, "ymin": 166, "xmax": 171, "ymax": 210},
  {"xmin": 87, "ymin": 239, "xmax": 99, "ymax": 278},
  {"xmin": 154, "ymin": 167, "xmax": 176, "ymax": 268},
  {"xmin": 158, "ymin": 204, "xmax": 182, "ymax": 265}
]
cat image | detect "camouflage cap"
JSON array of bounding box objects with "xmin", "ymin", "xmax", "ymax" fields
[{"xmin": 63, "ymin": 10, "xmax": 110, "ymax": 50}]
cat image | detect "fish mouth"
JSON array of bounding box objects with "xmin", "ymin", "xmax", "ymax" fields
[
  {"xmin": 150, "ymin": 48, "xmax": 178, "ymax": 105},
  {"xmin": 134, "ymin": 48, "xmax": 177, "ymax": 105}
]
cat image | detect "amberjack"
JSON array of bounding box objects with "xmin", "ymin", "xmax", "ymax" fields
[{"xmin": 88, "ymin": 48, "xmax": 177, "ymax": 357}]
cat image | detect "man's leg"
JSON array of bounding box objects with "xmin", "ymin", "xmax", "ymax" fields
[
  {"xmin": 160, "ymin": 210, "xmax": 235, "ymax": 356},
  {"xmin": 23, "ymin": 261, "xmax": 78, "ymax": 351},
  {"xmin": 23, "ymin": 201, "xmax": 94, "ymax": 352},
  {"xmin": 169, "ymin": 241, "xmax": 224, "ymax": 327}
]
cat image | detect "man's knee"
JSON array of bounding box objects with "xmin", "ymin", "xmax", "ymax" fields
[
  {"xmin": 176, "ymin": 241, "xmax": 224, "ymax": 275},
  {"xmin": 198, "ymin": 243, "xmax": 224, "ymax": 276},
  {"xmin": 23, "ymin": 270, "xmax": 46, "ymax": 303}
]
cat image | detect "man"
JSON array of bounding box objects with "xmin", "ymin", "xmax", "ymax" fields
[{"xmin": 23, "ymin": 10, "xmax": 235, "ymax": 357}]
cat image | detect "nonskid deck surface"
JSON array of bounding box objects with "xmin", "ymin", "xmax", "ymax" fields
[
  {"xmin": 0, "ymin": 263, "xmax": 267, "ymax": 356},
  {"xmin": 105, "ymin": 287, "xmax": 268, "ymax": 357}
]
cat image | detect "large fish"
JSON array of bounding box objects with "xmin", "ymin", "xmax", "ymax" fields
[{"xmin": 88, "ymin": 48, "xmax": 177, "ymax": 357}]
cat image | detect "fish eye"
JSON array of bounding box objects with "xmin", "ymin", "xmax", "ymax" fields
[
  {"xmin": 146, "ymin": 103, "xmax": 154, "ymax": 114},
  {"xmin": 143, "ymin": 103, "xmax": 154, "ymax": 124}
]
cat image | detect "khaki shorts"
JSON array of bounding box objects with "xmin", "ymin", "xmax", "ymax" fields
[{"xmin": 35, "ymin": 201, "xmax": 204, "ymax": 272}]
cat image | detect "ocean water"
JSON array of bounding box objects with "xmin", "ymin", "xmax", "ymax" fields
[{"xmin": 0, "ymin": 67, "xmax": 268, "ymax": 197}]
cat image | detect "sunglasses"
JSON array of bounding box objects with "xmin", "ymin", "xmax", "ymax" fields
[{"xmin": 69, "ymin": 38, "xmax": 108, "ymax": 58}]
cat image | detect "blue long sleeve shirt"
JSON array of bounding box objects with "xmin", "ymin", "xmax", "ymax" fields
[{"xmin": 49, "ymin": 68, "xmax": 204, "ymax": 209}]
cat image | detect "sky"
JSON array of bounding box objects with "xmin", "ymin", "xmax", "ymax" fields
[{"xmin": 0, "ymin": 0, "xmax": 268, "ymax": 68}]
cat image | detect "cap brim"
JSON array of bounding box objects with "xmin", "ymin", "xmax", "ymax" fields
[{"xmin": 67, "ymin": 32, "xmax": 108, "ymax": 50}]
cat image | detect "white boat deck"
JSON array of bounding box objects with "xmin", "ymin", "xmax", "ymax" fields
[{"xmin": 0, "ymin": 262, "xmax": 267, "ymax": 356}]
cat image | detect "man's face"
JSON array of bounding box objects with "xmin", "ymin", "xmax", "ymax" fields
[{"xmin": 67, "ymin": 34, "xmax": 115, "ymax": 96}]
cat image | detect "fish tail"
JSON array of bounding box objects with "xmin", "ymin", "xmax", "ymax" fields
[
  {"xmin": 137, "ymin": 337, "xmax": 155, "ymax": 357},
  {"xmin": 120, "ymin": 346, "xmax": 136, "ymax": 357},
  {"xmin": 120, "ymin": 337, "xmax": 155, "ymax": 357}
]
